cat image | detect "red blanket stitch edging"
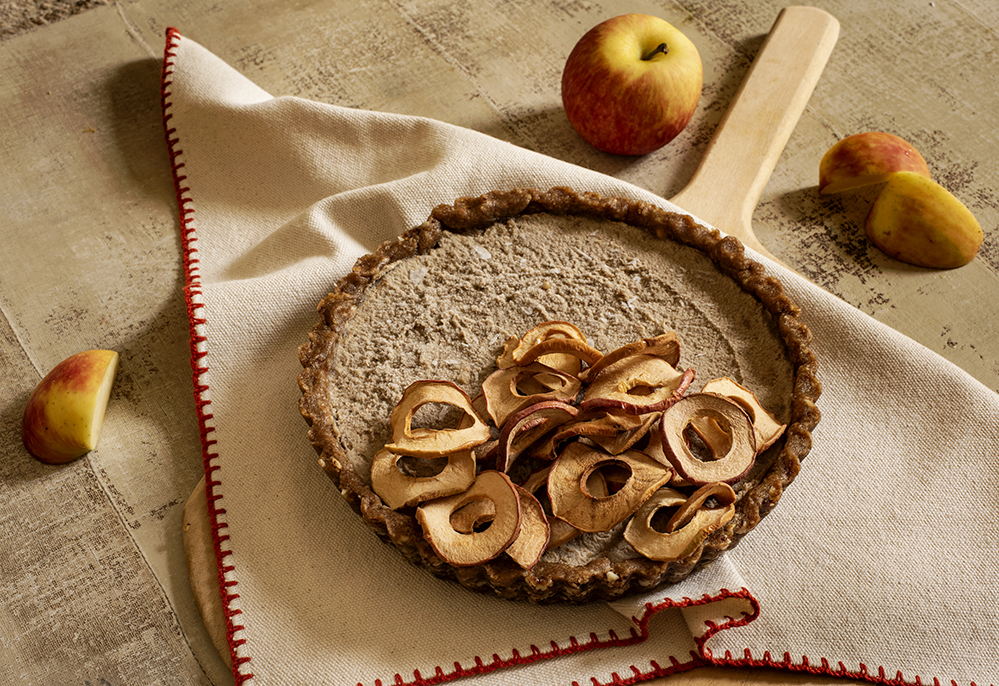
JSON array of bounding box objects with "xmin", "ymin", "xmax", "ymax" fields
[
  {"xmin": 359, "ymin": 589, "xmax": 761, "ymax": 686},
  {"xmin": 160, "ymin": 26, "xmax": 253, "ymax": 684},
  {"xmin": 704, "ymin": 647, "xmax": 992, "ymax": 686}
]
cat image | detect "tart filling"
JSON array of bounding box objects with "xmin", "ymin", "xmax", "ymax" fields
[{"xmin": 298, "ymin": 187, "xmax": 821, "ymax": 603}]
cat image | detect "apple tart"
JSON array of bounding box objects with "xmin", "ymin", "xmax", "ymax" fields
[{"xmin": 298, "ymin": 187, "xmax": 821, "ymax": 603}]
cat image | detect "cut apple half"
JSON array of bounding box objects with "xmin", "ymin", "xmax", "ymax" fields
[
  {"xmin": 22, "ymin": 349, "xmax": 120, "ymax": 465},
  {"xmin": 818, "ymin": 131, "xmax": 930, "ymax": 195}
]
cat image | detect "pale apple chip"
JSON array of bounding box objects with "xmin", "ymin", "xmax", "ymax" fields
[
  {"xmin": 370, "ymin": 447, "xmax": 477, "ymax": 510},
  {"xmin": 581, "ymin": 356, "xmax": 693, "ymax": 415},
  {"xmin": 700, "ymin": 377, "xmax": 786, "ymax": 453},
  {"xmin": 624, "ymin": 483, "xmax": 736, "ymax": 562},
  {"xmin": 548, "ymin": 443, "xmax": 672, "ymax": 533},
  {"xmin": 659, "ymin": 393, "xmax": 756, "ymax": 485},
  {"xmin": 481, "ymin": 362, "xmax": 581, "ymax": 426},
  {"xmin": 416, "ymin": 470, "xmax": 522, "ymax": 567}
]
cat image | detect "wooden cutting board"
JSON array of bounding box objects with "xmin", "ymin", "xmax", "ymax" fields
[{"xmin": 183, "ymin": 7, "xmax": 851, "ymax": 682}]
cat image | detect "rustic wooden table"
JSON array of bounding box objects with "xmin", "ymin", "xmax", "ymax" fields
[{"xmin": 2, "ymin": 1, "xmax": 996, "ymax": 684}]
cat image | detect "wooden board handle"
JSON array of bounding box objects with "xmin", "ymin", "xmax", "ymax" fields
[{"xmin": 669, "ymin": 6, "xmax": 839, "ymax": 260}]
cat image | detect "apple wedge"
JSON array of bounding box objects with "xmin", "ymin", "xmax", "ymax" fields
[
  {"xmin": 865, "ymin": 171, "xmax": 983, "ymax": 269},
  {"xmin": 818, "ymin": 131, "xmax": 930, "ymax": 194},
  {"xmin": 22, "ymin": 349, "xmax": 119, "ymax": 464}
]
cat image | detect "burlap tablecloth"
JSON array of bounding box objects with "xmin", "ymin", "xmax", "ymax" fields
[{"xmin": 162, "ymin": 28, "xmax": 998, "ymax": 686}]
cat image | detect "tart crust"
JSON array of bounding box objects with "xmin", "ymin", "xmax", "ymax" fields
[{"xmin": 298, "ymin": 187, "xmax": 821, "ymax": 603}]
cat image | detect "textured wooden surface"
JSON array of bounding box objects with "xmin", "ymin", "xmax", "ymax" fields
[{"xmin": 1, "ymin": 1, "xmax": 996, "ymax": 685}]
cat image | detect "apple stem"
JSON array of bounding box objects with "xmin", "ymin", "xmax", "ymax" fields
[{"xmin": 641, "ymin": 43, "xmax": 669, "ymax": 61}]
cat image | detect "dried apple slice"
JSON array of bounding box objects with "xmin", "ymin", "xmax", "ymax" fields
[
  {"xmin": 370, "ymin": 447, "xmax": 477, "ymax": 510},
  {"xmin": 664, "ymin": 482, "xmax": 737, "ymax": 533},
  {"xmin": 520, "ymin": 466, "xmax": 601, "ymax": 551},
  {"xmin": 385, "ymin": 380, "xmax": 491, "ymax": 457},
  {"xmin": 481, "ymin": 362, "xmax": 582, "ymax": 426},
  {"xmin": 659, "ymin": 394, "xmax": 756, "ymax": 485},
  {"xmin": 495, "ymin": 400, "xmax": 578, "ymax": 472},
  {"xmin": 450, "ymin": 497, "xmax": 496, "ymax": 534},
  {"xmin": 638, "ymin": 426, "xmax": 697, "ymax": 487},
  {"xmin": 548, "ymin": 443, "xmax": 672, "ymax": 533},
  {"xmin": 497, "ymin": 321, "xmax": 591, "ymax": 375},
  {"xmin": 416, "ymin": 470, "xmax": 522, "ymax": 567},
  {"xmin": 517, "ymin": 337, "xmax": 604, "ymax": 373},
  {"xmin": 578, "ymin": 332, "xmax": 680, "ymax": 383},
  {"xmin": 581, "ymin": 356, "xmax": 693, "ymax": 415},
  {"xmin": 700, "ymin": 377, "xmax": 786, "ymax": 453},
  {"xmin": 687, "ymin": 415, "xmax": 731, "ymax": 459},
  {"xmin": 590, "ymin": 411, "xmax": 661, "ymax": 455},
  {"xmin": 624, "ymin": 483, "xmax": 736, "ymax": 561},
  {"xmin": 505, "ymin": 485, "xmax": 550, "ymax": 569}
]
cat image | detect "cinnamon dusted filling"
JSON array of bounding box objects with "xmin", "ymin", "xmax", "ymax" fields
[{"xmin": 298, "ymin": 188, "xmax": 821, "ymax": 603}]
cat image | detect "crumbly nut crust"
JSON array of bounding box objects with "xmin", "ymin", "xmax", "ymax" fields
[{"xmin": 298, "ymin": 187, "xmax": 821, "ymax": 603}]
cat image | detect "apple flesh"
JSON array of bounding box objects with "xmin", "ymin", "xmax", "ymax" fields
[
  {"xmin": 865, "ymin": 171, "xmax": 983, "ymax": 269},
  {"xmin": 22, "ymin": 349, "xmax": 119, "ymax": 464},
  {"xmin": 819, "ymin": 131, "xmax": 930, "ymax": 194},
  {"xmin": 561, "ymin": 13, "xmax": 702, "ymax": 156}
]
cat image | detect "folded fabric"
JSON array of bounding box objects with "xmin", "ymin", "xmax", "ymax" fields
[{"xmin": 161, "ymin": 29, "xmax": 998, "ymax": 686}]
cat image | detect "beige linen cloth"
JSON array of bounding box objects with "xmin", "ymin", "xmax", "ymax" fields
[{"xmin": 162, "ymin": 30, "xmax": 998, "ymax": 686}]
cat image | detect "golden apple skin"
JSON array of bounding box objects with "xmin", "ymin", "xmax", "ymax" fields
[
  {"xmin": 22, "ymin": 349, "xmax": 119, "ymax": 465},
  {"xmin": 865, "ymin": 171, "xmax": 983, "ymax": 269},
  {"xmin": 561, "ymin": 13, "xmax": 702, "ymax": 156},
  {"xmin": 819, "ymin": 132, "xmax": 930, "ymax": 194}
]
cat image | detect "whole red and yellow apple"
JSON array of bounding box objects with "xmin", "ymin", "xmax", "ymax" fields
[
  {"xmin": 22, "ymin": 349, "xmax": 119, "ymax": 464},
  {"xmin": 819, "ymin": 131, "xmax": 930, "ymax": 194},
  {"xmin": 561, "ymin": 13, "xmax": 702, "ymax": 156},
  {"xmin": 865, "ymin": 171, "xmax": 983, "ymax": 269}
]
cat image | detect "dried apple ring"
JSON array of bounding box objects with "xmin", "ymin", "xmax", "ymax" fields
[
  {"xmin": 497, "ymin": 321, "xmax": 591, "ymax": 375},
  {"xmin": 519, "ymin": 466, "xmax": 584, "ymax": 551},
  {"xmin": 450, "ymin": 497, "xmax": 496, "ymax": 534},
  {"xmin": 517, "ymin": 336, "xmax": 604, "ymax": 373},
  {"xmin": 578, "ymin": 331, "xmax": 680, "ymax": 382},
  {"xmin": 548, "ymin": 443, "xmax": 672, "ymax": 533},
  {"xmin": 581, "ymin": 355, "xmax": 693, "ymax": 415},
  {"xmin": 494, "ymin": 400, "xmax": 578, "ymax": 472},
  {"xmin": 370, "ymin": 447, "xmax": 477, "ymax": 510},
  {"xmin": 481, "ymin": 362, "xmax": 581, "ymax": 426},
  {"xmin": 416, "ymin": 470, "xmax": 522, "ymax": 567},
  {"xmin": 701, "ymin": 377, "xmax": 786, "ymax": 453},
  {"xmin": 505, "ymin": 485, "xmax": 550, "ymax": 569},
  {"xmin": 385, "ymin": 380, "xmax": 491, "ymax": 457},
  {"xmin": 624, "ymin": 483, "xmax": 736, "ymax": 561},
  {"xmin": 659, "ymin": 393, "xmax": 756, "ymax": 484}
]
